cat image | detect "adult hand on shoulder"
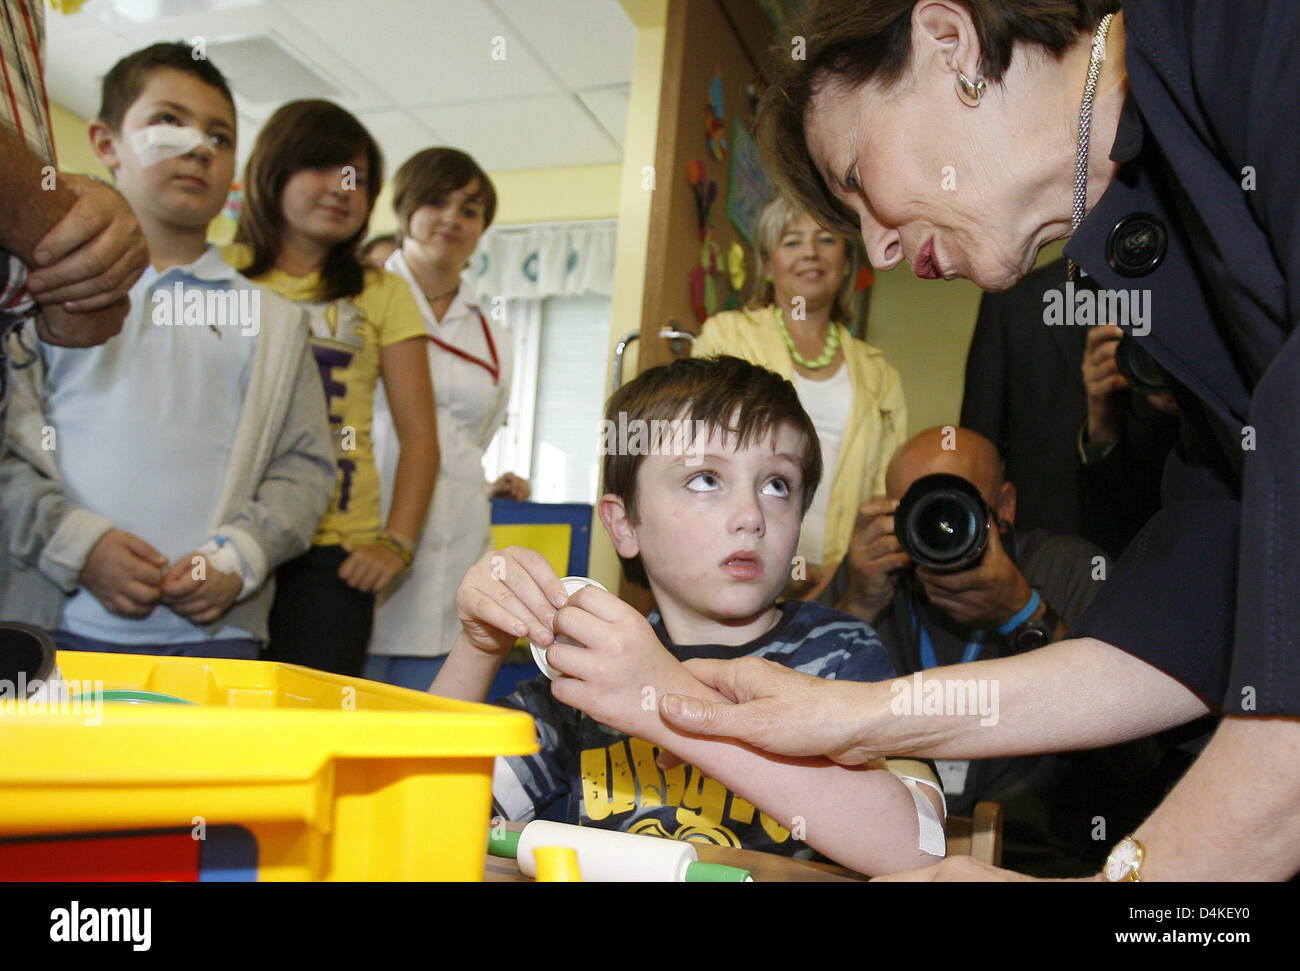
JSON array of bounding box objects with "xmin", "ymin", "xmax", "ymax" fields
[
  {"xmin": 34, "ymin": 299, "xmax": 131, "ymax": 349},
  {"xmin": 24, "ymin": 173, "xmax": 148, "ymax": 313},
  {"xmin": 80, "ymin": 528, "xmax": 167, "ymax": 617},
  {"xmin": 915, "ymin": 521, "xmax": 1033, "ymax": 630},
  {"xmin": 161, "ymin": 553, "xmax": 242, "ymax": 625},
  {"xmin": 657, "ymin": 655, "xmax": 888, "ymax": 766}
]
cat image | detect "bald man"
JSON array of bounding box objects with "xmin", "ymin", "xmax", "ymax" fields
[
  {"xmin": 829, "ymin": 425, "xmax": 1080, "ymax": 638},
  {"xmin": 822, "ymin": 427, "xmax": 1169, "ymax": 875}
]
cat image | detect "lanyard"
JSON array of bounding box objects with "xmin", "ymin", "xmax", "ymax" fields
[
  {"xmin": 909, "ymin": 598, "xmax": 987, "ymax": 670},
  {"xmin": 427, "ymin": 308, "xmax": 500, "ymax": 385}
]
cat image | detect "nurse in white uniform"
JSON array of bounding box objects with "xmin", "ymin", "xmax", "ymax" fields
[{"xmin": 367, "ymin": 148, "xmax": 529, "ymax": 690}]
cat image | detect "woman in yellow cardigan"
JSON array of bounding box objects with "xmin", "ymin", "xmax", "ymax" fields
[{"xmin": 694, "ymin": 195, "xmax": 906, "ymax": 595}]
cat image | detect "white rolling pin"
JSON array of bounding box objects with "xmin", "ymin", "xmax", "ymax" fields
[{"xmin": 488, "ymin": 820, "xmax": 752, "ymax": 882}]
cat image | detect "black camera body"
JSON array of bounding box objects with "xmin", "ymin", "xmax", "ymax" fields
[{"xmin": 895, "ymin": 473, "xmax": 991, "ymax": 572}]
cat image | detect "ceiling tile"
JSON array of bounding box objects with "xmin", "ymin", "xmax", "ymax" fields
[
  {"xmin": 577, "ymin": 86, "xmax": 630, "ymax": 148},
  {"xmin": 283, "ymin": 0, "xmax": 562, "ymax": 105},
  {"xmin": 411, "ymin": 95, "xmax": 621, "ymax": 171},
  {"xmin": 353, "ymin": 109, "xmax": 442, "ymax": 179},
  {"xmin": 492, "ymin": 0, "xmax": 635, "ymax": 90}
]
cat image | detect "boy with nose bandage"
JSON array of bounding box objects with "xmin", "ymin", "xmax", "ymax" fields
[{"xmin": 0, "ymin": 43, "xmax": 335, "ymax": 658}]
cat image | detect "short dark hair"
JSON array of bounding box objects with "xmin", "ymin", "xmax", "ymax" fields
[
  {"xmin": 602, "ymin": 355, "xmax": 822, "ymax": 587},
  {"xmin": 99, "ymin": 41, "xmax": 235, "ymax": 133},
  {"xmin": 392, "ymin": 147, "xmax": 497, "ymax": 239},
  {"xmin": 759, "ymin": 0, "xmax": 1120, "ymax": 235},
  {"xmin": 234, "ymin": 100, "xmax": 384, "ymax": 302}
]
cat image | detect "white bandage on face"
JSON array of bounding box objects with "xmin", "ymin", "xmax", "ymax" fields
[{"xmin": 129, "ymin": 124, "xmax": 213, "ymax": 167}]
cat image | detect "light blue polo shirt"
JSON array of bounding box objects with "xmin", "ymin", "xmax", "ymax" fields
[{"xmin": 43, "ymin": 246, "xmax": 259, "ymax": 645}]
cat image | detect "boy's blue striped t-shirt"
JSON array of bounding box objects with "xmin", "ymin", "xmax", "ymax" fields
[{"xmin": 493, "ymin": 599, "xmax": 897, "ymax": 859}]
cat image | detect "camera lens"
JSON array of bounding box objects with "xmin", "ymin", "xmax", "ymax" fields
[
  {"xmin": 895, "ymin": 473, "xmax": 991, "ymax": 571},
  {"xmin": 1115, "ymin": 334, "xmax": 1168, "ymax": 395}
]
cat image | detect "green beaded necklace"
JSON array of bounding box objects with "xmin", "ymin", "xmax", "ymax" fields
[{"xmin": 775, "ymin": 305, "xmax": 841, "ymax": 369}]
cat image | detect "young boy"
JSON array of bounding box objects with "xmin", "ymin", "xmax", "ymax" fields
[
  {"xmin": 0, "ymin": 43, "xmax": 335, "ymax": 657},
  {"xmin": 434, "ymin": 356, "xmax": 945, "ymax": 876}
]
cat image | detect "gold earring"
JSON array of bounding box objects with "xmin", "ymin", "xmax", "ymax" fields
[{"xmin": 956, "ymin": 70, "xmax": 986, "ymax": 107}]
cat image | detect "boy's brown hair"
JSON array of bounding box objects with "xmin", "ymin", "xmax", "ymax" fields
[
  {"xmin": 98, "ymin": 41, "xmax": 236, "ymax": 133},
  {"xmin": 603, "ymin": 355, "xmax": 822, "ymax": 587}
]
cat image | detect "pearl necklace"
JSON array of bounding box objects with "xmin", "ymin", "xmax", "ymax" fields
[{"xmin": 775, "ymin": 305, "xmax": 840, "ymax": 369}]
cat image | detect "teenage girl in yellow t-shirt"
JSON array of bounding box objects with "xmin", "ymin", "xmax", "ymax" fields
[{"xmin": 231, "ymin": 99, "xmax": 438, "ymax": 676}]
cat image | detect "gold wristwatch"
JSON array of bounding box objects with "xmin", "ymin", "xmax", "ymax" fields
[{"xmin": 1104, "ymin": 836, "xmax": 1144, "ymax": 882}]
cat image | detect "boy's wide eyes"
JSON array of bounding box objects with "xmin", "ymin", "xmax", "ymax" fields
[
  {"xmin": 684, "ymin": 472, "xmax": 793, "ymax": 497},
  {"xmin": 686, "ymin": 472, "xmax": 720, "ymax": 492},
  {"xmin": 762, "ymin": 477, "xmax": 791, "ymax": 498}
]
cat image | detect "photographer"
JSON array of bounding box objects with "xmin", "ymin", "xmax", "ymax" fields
[
  {"xmin": 823, "ymin": 426, "xmax": 1166, "ymax": 874},
  {"xmin": 1077, "ymin": 325, "xmax": 1180, "ymax": 559}
]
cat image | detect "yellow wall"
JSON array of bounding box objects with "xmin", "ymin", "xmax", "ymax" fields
[
  {"xmin": 866, "ymin": 240, "xmax": 1066, "ymax": 435},
  {"xmin": 369, "ymin": 164, "xmax": 622, "ymax": 236},
  {"xmin": 49, "ymin": 102, "xmax": 108, "ymax": 177},
  {"xmin": 586, "ymin": 0, "xmax": 669, "ymax": 593}
]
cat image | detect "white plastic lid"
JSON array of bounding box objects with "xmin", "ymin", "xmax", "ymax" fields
[{"xmin": 530, "ymin": 576, "xmax": 608, "ymax": 679}]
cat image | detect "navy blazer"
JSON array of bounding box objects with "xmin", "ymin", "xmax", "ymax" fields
[{"xmin": 1065, "ymin": 1, "xmax": 1298, "ymax": 714}]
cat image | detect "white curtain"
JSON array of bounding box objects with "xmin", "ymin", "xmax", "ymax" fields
[
  {"xmin": 481, "ymin": 298, "xmax": 541, "ymax": 483},
  {"xmin": 469, "ymin": 220, "xmax": 617, "ymax": 304}
]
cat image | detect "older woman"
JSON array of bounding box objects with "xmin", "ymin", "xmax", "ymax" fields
[
  {"xmin": 653, "ymin": 1, "xmax": 1300, "ymax": 881},
  {"xmin": 367, "ymin": 148, "xmax": 529, "ymax": 690},
  {"xmin": 693, "ymin": 195, "xmax": 905, "ymax": 591}
]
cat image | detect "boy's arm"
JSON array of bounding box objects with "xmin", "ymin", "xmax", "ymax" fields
[
  {"xmin": 546, "ymin": 588, "xmax": 946, "ymax": 876},
  {"xmin": 203, "ymin": 333, "xmax": 336, "ymax": 598}
]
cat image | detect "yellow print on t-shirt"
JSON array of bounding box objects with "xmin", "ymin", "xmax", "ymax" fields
[{"xmin": 579, "ymin": 736, "xmax": 791, "ymax": 847}]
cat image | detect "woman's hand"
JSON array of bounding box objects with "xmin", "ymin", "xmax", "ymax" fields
[
  {"xmin": 489, "ymin": 472, "xmax": 530, "ymax": 501},
  {"xmin": 338, "ymin": 541, "xmax": 407, "ymax": 594},
  {"xmin": 657, "ymin": 656, "xmax": 892, "ymax": 765}
]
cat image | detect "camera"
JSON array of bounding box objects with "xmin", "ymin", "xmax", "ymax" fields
[
  {"xmin": 1115, "ymin": 333, "xmax": 1168, "ymax": 395},
  {"xmin": 895, "ymin": 473, "xmax": 991, "ymax": 572}
]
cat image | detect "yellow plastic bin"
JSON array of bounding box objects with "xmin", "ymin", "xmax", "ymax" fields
[{"xmin": 0, "ymin": 652, "xmax": 536, "ymax": 881}]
